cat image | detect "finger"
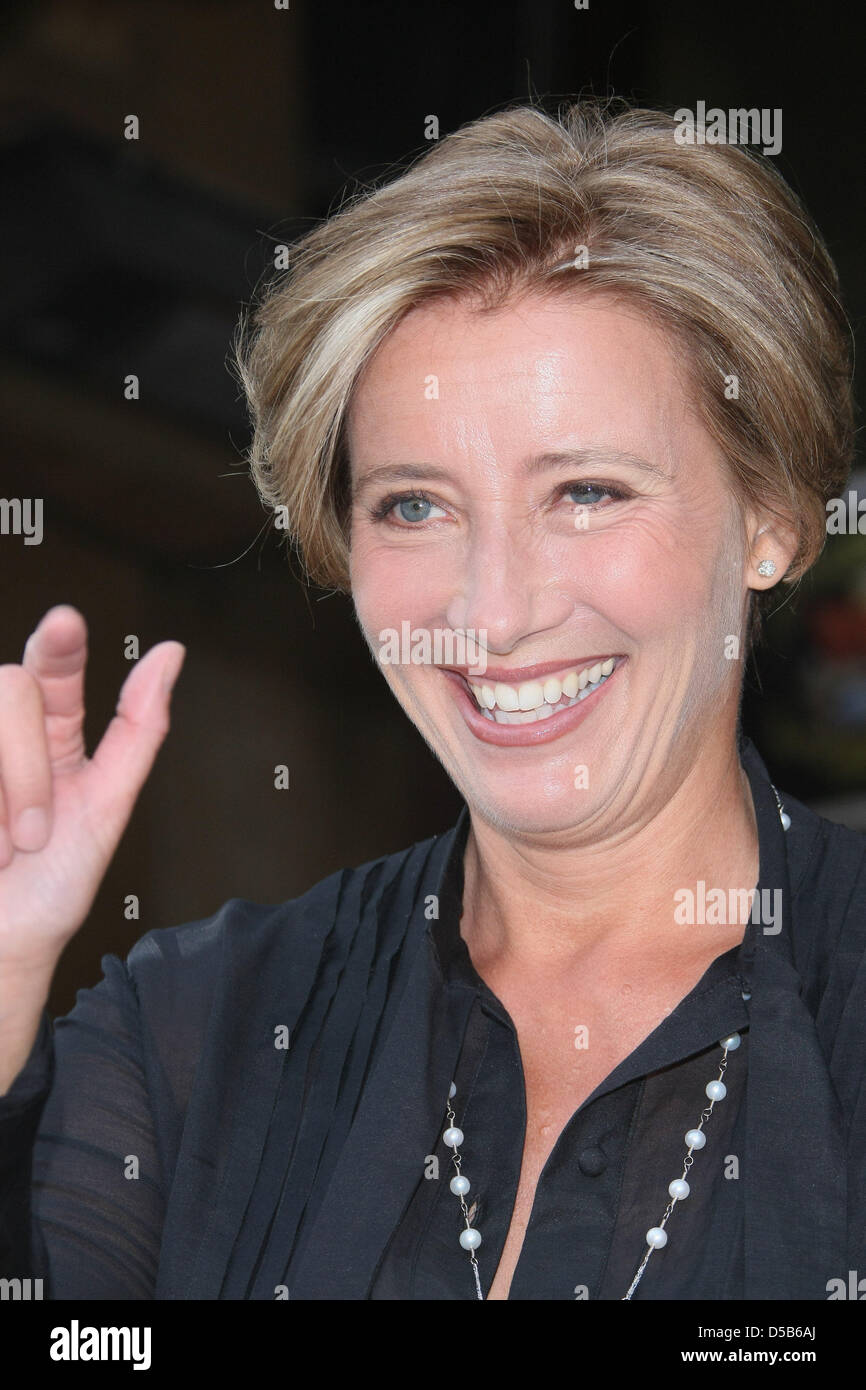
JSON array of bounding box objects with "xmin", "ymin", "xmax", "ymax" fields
[
  {"xmin": 0, "ymin": 665, "xmax": 52, "ymax": 852},
  {"xmin": 0, "ymin": 780, "xmax": 12, "ymax": 868},
  {"xmin": 22, "ymin": 605, "xmax": 89, "ymax": 771},
  {"xmin": 88, "ymin": 642, "xmax": 186, "ymax": 836}
]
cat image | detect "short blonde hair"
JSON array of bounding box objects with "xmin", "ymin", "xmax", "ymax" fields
[{"xmin": 235, "ymin": 98, "xmax": 854, "ymax": 610}]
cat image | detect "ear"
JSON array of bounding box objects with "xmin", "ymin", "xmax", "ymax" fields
[{"xmin": 743, "ymin": 505, "xmax": 799, "ymax": 591}]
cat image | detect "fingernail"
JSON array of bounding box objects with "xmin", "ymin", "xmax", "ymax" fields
[{"xmin": 14, "ymin": 807, "xmax": 49, "ymax": 850}]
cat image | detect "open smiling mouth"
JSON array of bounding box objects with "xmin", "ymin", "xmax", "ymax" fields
[{"xmin": 440, "ymin": 655, "xmax": 626, "ymax": 746}]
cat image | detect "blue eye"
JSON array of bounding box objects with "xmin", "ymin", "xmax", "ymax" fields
[
  {"xmin": 397, "ymin": 496, "xmax": 434, "ymax": 522},
  {"xmin": 566, "ymin": 481, "xmax": 623, "ymax": 506},
  {"xmin": 369, "ymin": 489, "xmax": 445, "ymax": 524}
]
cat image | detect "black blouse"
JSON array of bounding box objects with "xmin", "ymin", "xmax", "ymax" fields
[
  {"xmin": 1, "ymin": 735, "xmax": 865, "ymax": 1299},
  {"xmin": 370, "ymin": 814, "xmax": 751, "ymax": 1299}
]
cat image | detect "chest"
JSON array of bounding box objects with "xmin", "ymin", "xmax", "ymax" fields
[
  {"xmin": 482, "ymin": 986, "xmax": 705, "ymax": 1300},
  {"xmin": 483, "ymin": 1041, "xmax": 634, "ymax": 1300}
]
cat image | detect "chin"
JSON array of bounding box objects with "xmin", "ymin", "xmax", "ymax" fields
[{"xmin": 453, "ymin": 768, "xmax": 614, "ymax": 838}]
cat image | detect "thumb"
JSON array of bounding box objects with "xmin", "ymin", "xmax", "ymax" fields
[{"xmin": 88, "ymin": 642, "xmax": 186, "ymax": 832}]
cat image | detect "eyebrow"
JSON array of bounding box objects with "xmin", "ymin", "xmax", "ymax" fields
[{"xmin": 351, "ymin": 447, "xmax": 668, "ymax": 497}]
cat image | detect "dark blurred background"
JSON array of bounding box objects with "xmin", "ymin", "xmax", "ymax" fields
[{"xmin": 1, "ymin": 0, "xmax": 864, "ymax": 1013}]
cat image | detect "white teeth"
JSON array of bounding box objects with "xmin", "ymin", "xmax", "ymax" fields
[
  {"xmin": 466, "ymin": 657, "xmax": 620, "ymax": 719},
  {"xmin": 494, "ymin": 707, "xmax": 538, "ymax": 724},
  {"xmin": 517, "ymin": 681, "xmax": 545, "ymax": 711},
  {"xmin": 543, "ymin": 677, "xmax": 562, "ymax": 705},
  {"xmin": 494, "ymin": 682, "xmax": 520, "ymax": 711}
]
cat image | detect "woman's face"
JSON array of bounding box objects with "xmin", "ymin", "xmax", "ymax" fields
[{"xmin": 347, "ymin": 291, "xmax": 761, "ymax": 837}]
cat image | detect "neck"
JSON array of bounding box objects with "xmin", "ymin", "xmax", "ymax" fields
[{"xmin": 460, "ymin": 736, "xmax": 758, "ymax": 979}]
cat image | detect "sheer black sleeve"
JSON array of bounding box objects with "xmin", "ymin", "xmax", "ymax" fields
[{"xmin": 0, "ymin": 953, "xmax": 165, "ymax": 1298}]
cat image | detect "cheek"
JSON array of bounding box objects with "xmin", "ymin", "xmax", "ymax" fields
[
  {"xmin": 600, "ymin": 500, "xmax": 741, "ymax": 635},
  {"xmin": 348, "ymin": 540, "xmax": 382, "ymax": 647},
  {"xmin": 349, "ymin": 532, "xmax": 457, "ymax": 629},
  {"xmin": 551, "ymin": 518, "xmax": 713, "ymax": 642}
]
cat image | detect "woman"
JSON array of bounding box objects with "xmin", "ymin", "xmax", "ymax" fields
[{"xmin": 0, "ymin": 99, "xmax": 863, "ymax": 1301}]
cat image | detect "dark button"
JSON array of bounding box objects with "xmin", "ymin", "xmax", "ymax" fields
[{"xmin": 578, "ymin": 1146, "xmax": 607, "ymax": 1176}]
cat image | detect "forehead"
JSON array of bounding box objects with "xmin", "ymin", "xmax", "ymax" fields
[{"xmin": 346, "ymin": 290, "xmax": 698, "ymax": 468}]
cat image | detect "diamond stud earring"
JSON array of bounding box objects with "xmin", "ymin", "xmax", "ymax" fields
[{"xmin": 757, "ymin": 559, "xmax": 777, "ymax": 577}]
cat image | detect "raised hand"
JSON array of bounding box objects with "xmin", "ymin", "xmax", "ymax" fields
[{"xmin": 0, "ymin": 605, "xmax": 185, "ymax": 973}]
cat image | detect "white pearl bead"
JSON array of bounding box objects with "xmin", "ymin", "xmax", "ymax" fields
[
  {"xmin": 669, "ymin": 1178, "xmax": 690, "ymax": 1200},
  {"xmin": 646, "ymin": 1227, "xmax": 668, "ymax": 1248},
  {"xmin": 781, "ymin": 811, "xmax": 791, "ymax": 830},
  {"xmin": 443, "ymin": 1126, "xmax": 464, "ymax": 1148},
  {"xmin": 450, "ymin": 1175, "xmax": 470, "ymax": 1196},
  {"xmin": 460, "ymin": 1227, "xmax": 482, "ymax": 1251},
  {"xmin": 706, "ymin": 1080, "xmax": 727, "ymax": 1102},
  {"xmin": 449, "ymin": 1082, "xmax": 456, "ymax": 1098},
  {"xmin": 721, "ymin": 1033, "xmax": 741, "ymax": 1051},
  {"xmin": 685, "ymin": 1128, "xmax": 706, "ymax": 1149}
]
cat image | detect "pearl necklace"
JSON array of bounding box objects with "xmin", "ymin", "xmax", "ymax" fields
[{"xmin": 444, "ymin": 1032, "xmax": 741, "ymax": 1299}]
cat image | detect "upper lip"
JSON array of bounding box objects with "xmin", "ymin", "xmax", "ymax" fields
[{"xmin": 442, "ymin": 655, "xmax": 622, "ymax": 684}]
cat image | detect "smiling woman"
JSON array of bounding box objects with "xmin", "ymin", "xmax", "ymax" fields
[
  {"xmin": 1, "ymin": 99, "xmax": 864, "ymax": 1303},
  {"xmin": 346, "ymin": 295, "xmax": 758, "ymax": 787}
]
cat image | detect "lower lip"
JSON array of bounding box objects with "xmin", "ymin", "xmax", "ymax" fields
[{"xmin": 442, "ymin": 661, "xmax": 625, "ymax": 747}]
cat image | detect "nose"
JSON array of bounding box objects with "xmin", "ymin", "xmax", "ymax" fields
[{"xmin": 444, "ymin": 520, "xmax": 573, "ymax": 653}]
